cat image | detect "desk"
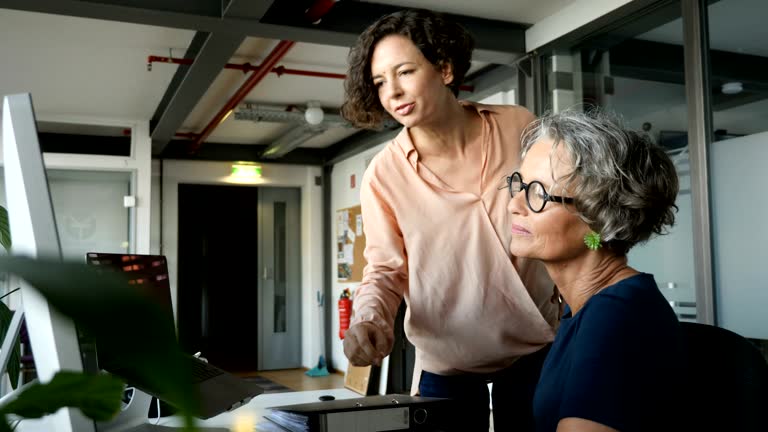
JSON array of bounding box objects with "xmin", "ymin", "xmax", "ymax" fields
[
  {"xmin": 159, "ymin": 388, "xmax": 360, "ymax": 430},
  {"xmin": 17, "ymin": 388, "xmax": 361, "ymax": 431}
]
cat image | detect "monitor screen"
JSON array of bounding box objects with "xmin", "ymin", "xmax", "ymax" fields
[
  {"xmin": 85, "ymin": 253, "xmax": 174, "ymax": 320},
  {"xmin": 2, "ymin": 93, "xmax": 94, "ymax": 431}
]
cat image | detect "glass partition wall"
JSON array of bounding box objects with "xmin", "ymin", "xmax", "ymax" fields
[
  {"xmin": 541, "ymin": 1, "xmax": 698, "ymax": 322},
  {"xmin": 705, "ymin": 0, "xmax": 768, "ymax": 349},
  {"xmin": 0, "ymin": 168, "xmax": 132, "ymax": 258},
  {"xmin": 537, "ymin": 0, "xmax": 768, "ymax": 358},
  {"xmin": 0, "ymin": 116, "xmax": 144, "ymax": 307}
]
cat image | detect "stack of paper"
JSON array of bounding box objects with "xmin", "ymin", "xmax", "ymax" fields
[{"xmin": 262, "ymin": 409, "xmax": 311, "ymax": 431}]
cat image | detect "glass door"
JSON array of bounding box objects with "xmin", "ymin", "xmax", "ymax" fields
[{"xmin": 258, "ymin": 187, "xmax": 301, "ymax": 370}]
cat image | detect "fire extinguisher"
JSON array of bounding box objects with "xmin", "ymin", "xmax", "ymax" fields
[{"xmin": 338, "ymin": 288, "xmax": 352, "ymax": 339}]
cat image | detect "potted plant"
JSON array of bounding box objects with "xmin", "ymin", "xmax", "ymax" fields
[{"xmin": 0, "ymin": 205, "xmax": 198, "ymax": 431}]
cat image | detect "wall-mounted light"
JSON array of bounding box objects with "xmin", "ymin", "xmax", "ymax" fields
[
  {"xmin": 304, "ymin": 101, "xmax": 324, "ymax": 125},
  {"xmin": 231, "ymin": 162, "xmax": 262, "ymax": 179}
]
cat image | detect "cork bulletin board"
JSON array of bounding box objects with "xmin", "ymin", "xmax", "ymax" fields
[
  {"xmin": 336, "ymin": 205, "xmax": 367, "ymax": 282},
  {"xmin": 344, "ymin": 364, "xmax": 373, "ymax": 395}
]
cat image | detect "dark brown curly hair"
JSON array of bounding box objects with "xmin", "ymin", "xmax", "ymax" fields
[{"xmin": 340, "ymin": 9, "xmax": 475, "ymax": 129}]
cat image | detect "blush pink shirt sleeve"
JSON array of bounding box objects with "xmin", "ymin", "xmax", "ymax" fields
[
  {"xmin": 352, "ymin": 103, "xmax": 559, "ymax": 389},
  {"xmin": 352, "ymin": 170, "xmax": 408, "ymax": 351}
]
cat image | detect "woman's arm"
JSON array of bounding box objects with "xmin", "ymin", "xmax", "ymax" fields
[
  {"xmin": 558, "ymin": 418, "xmax": 620, "ymax": 432},
  {"xmin": 347, "ymin": 171, "xmax": 408, "ymax": 358}
]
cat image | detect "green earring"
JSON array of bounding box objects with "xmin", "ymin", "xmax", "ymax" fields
[{"xmin": 584, "ymin": 231, "xmax": 602, "ymax": 251}]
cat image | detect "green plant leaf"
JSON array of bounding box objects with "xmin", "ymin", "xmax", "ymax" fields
[
  {"xmin": 0, "ymin": 302, "xmax": 21, "ymax": 390},
  {"xmin": 0, "ymin": 206, "xmax": 10, "ymax": 253},
  {"xmin": 0, "ymin": 416, "xmax": 11, "ymax": 432},
  {"xmin": 0, "ymin": 257, "xmax": 198, "ymax": 429},
  {"xmin": 0, "ymin": 371, "xmax": 123, "ymax": 421}
]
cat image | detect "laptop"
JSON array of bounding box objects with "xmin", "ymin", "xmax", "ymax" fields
[{"xmin": 85, "ymin": 252, "xmax": 264, "ymax": 419}]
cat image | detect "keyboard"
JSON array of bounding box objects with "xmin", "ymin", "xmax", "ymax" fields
[{"xmin": 187, "ymin": 356, "xmax": 225, "ymax": 382}]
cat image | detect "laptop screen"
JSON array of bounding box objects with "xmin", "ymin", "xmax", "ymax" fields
[
  {"xmin": 82, "ymin": 252, "xmax": 177, "ymax": 380},
  {"xmin": 85, "ymin": 252, "xmax": 174, "ymax": 320},
  {"xmin": 82, "ymin": 252, "xmax": 264, "ymax": 418}
]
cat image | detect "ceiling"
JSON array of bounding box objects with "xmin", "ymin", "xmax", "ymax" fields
[
  {"xmin": 592, "ymin": 0, "xmax": 768, "ymax": 138},
  {"xmin": 362, "ymin": 0, "xmax": 577, "ymax": 23},
  {"xmin": 639, "ymin": 0, "xmax": 768, "ymax": 58},
  {"xmin": 0, "ymin": 0, "xmax": 573, "ymax": 165}
]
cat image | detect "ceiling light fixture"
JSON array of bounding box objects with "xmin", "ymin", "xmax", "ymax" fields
[
  {"xmin": 721, "ymin": 82, "xmax": 743, "ymax": 95},
  {"xmin": 304, "ymin": 101, "xmax": 324, "ymax": 125}
]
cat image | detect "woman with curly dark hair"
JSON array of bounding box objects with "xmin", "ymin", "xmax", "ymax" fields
[{"xmin": 341, "ymin": 9, "xmax": 558, "ymax": 431}]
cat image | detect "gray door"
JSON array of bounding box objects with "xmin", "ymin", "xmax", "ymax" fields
[{"xmin": 258, "ymin": 187, "xmax": 301, "ymax": 370}]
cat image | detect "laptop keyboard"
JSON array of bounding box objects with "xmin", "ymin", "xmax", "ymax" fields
[{"xmin": 188, "ymin": 357, "xmax": 226, "ymax": 382}]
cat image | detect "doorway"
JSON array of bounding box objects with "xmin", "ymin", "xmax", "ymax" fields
[
  {"xmin": 176, "ymin": 184, "xmax": 301, "ymax": 372},
  {"xmin": 258, "ymin": 187, "xmax": 301, "ymax": 370}
]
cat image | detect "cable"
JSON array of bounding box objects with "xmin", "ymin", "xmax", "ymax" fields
[
  {"xmin": 158, "ymin": 159, "xmax": 164, "ymax": 255},
  {"xmin": 153, "ymin": 397, "xmax": 161, "ymax": 425}
]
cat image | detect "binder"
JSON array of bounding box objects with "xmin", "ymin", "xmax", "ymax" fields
[{"xmin": 263, "ymin": 394, "xmax": 460, "ymax": 432}]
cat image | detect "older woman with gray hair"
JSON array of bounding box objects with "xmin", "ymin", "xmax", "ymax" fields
[{"xmin": 506, "ymin": 109, "xmax": 683, "ymax": 432}]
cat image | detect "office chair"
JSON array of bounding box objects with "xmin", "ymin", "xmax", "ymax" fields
[{"xmin": 680, "ymin": 322, "xmax": 768, "ymax": 431}]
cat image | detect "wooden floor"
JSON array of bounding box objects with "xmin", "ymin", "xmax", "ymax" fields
[{"xmin": 245, "ymin": 368, "xmax": 346, "ymax": 392}]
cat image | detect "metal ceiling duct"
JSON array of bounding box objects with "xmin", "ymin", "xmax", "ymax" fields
[
  {"xmin": 261, "ymin": 123, "xmax": 328, "ymax": 159},
  {"xmin": 234, "ymin": 103, "xmax": 352, "ymax": 128},
  {"xmin": 248, "ymin": 102, "xmax": 402, "ymax": 159},
  {"xmin": 187, "ymin": 40, "xmax": 296, "ymax": 153}
]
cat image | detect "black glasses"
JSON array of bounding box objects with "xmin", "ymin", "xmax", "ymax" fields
[{"xmin": 505, "ymin": 172, "xmax": 574, "ymax": 213}]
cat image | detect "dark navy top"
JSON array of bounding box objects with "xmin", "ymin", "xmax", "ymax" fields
[{"xmin": 533, "ymin": 273, "xmax": 682, "ymax": 432}]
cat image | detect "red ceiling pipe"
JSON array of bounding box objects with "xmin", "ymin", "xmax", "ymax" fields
[
  {"xmin": 188, "ymin": 40, "xmax": 296, "ymax": 152},
  {"xmin": 147, "ymin": 56, "xmax": 346, "ymax": 79},
  {"xmin": 271, "ymin": 65, "xmax": 346, "ymax": 80},
  {"xmin": 147, "ymin": 55, "xmax": 474, "ymax": 91},
  {"xmin": 148, "ymin": 55, "xmax": 190, "ymax": 66}
]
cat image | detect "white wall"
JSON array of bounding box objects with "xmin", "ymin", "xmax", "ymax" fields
[
  {"xmin": 711, "ymin": 131, "xmax": 768, "ymax": 339},
  {"xmin": 526, "ymin": 0, "xmax": 634, "ymax": 51},
  {"xmin": 155, "ymin": 160, "xmax": 323, "ymax": 368}
]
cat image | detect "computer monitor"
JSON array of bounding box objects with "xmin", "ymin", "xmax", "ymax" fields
[
  {"xmin": 82, "ymin": 252, "xmax": 264, "ymax": 421},
  {"xmin": 2, "ymin": 93, "xmax": 95, "ymax": 431},
  {"xmin": 85, "ymin": 253, "xmax": 174, "ymax": 321}
]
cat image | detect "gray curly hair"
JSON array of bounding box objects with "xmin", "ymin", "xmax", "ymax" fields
[{"xmin": 520, "ymin": 108, "xmax": 679, "ymax": 255}]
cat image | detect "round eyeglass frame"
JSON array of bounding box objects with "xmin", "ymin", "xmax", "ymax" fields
[{"xmin": 506, "ymin": 171, "xmax": 574, "ymax": 213}]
